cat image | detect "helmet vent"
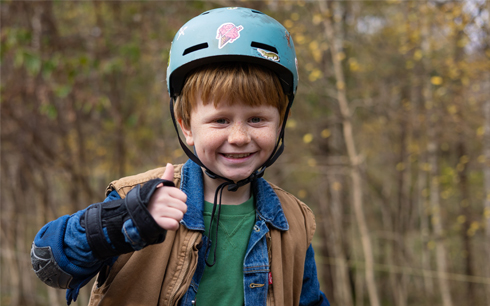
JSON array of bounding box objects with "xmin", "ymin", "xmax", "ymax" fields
[
  {"xmin": 251, "ymin": 42, "xmax": 278, "ymax": 54},
  {"xmin": 201, "ymin": 12, "xmax": 210, "ymax": 15},
  {"xmin": 183, "ymin": 43, "xmax": 209, "ymax": 56},
  {"xmin": 251, "ymin": 10, "xmax": 264, "ymax": 14}
]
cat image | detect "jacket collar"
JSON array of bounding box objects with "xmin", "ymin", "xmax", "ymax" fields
[{"xmin": 179, "ymin": 159, "xmax": 289, "ymax": 231}]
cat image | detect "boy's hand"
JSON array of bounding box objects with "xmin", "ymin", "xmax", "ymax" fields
[{"xmin": 147, "ymin": 163, "xmax": 187, "ymax": 231}]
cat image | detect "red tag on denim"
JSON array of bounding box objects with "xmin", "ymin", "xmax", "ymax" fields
[{"xmin": 268, "ymin": 272, "xmax": 273, "ymax": 285}]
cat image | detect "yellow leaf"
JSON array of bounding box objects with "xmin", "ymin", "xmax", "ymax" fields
[
  {"xmin": 403, "ymin": 101, "xmax": 411, "ymax": 110},
  {"xmin": 470, "ymin": 221, "xmax": 480, "ymax": 230},
  {"xmin": 349, "ymin": 58, "xmax": 360, "ymax": 71},
  {"xmin": 399, "ymin": 45, "xmax": 409, "ymax": 54},
  {"xmin": 427, "ymin": 240, "xmax": 435, "ymax": 250},
  {"xmin": 309, "ymin": 40, "xmax": 319, "ymax": 51},
  {"xmin": 297, "ymin": 189, "xmax": 307, "ymax": 199},
  {"xmin": 396, "ymin": 162, "xmax": 405, "ymax": 171},
  {"xmin": 303, "ymin": 133, "xmax": 313, "ymax": 144},
  {"xmin": 336, "ymin": 52, "xmax": 346, "ymax": 61},
  {"xmin": 295, "ymin": 34, "xmax": 305, "ymax": 45},
  {"xmin": 308, "ymin": 69, "xmax": 322, "ymax": 82},
  {"xmin": 457, "ymin": 39, "xmax": 466, "ymax": 48},
  {"xmin": 286, "ymin": 119, "xmax": 297, "ymax": 129},
  {"xmin": 332, "ymin": 181, "xmax": 342, "ymax": 191},
  {"xmin": 431, "ymin": 76, "xmax": 443, "ymax": 85},
  {"xmin": 457, "ymin": 215, "xmax": 466, "ymax": 224},
  {"xmin": 484, "ymin": 207, "xmax": 490, "ymax": 219},
  {"xmin": 307, "ymin": 158, "xmax": 317, "ymax": 167},
  {"xmin": 313, "ymin": 14, "xmax": 322, "ymax": 25},
  {"xmin": 477, "ymin": 155, "xmax": 485, "ymax": 163},
  {"xmin": 321, "ymin": 129, "xmax": 331, "ymax": 138},
  {"xmin": 421, "ymin": 163, "xmax": 432, "ymax": 172},
  {"xmin": 477, "ymin": 126, "xmax": 484, "ymax": 136},
  {"xmin": 447, "ymin": 105, "xmax": 457, "ymax": 114},
  {"xmin": 284, "ymin": 20, "xmax": 293, "ymax": 28},
  {"xmin": 291, "ymin": 13, "xmax": 299, "ymax": 21},
  {"xmin": 413, "ymin": 49, "xmax": 423, "ymax": 61},
  {"xmin": 173, "ymin": 149, "xmax": 183, "ymax": 158},
  {"xmin": 440, "ymin": 190, "xmax": 450, "ymax": 199}
]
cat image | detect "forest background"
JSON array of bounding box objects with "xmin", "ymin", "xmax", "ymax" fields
[{"xmin": 1, "ymin": 0, "xmax": 490, "ymax": 305}]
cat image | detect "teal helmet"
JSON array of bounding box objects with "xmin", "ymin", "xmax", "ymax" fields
[{"xmin": 166, "ymin": 7, "xmax": 298, "ymax": 99}]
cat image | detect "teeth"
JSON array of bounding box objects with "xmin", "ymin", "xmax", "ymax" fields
[{"xmin": 224, "ymin": 153, "xmax": 251, "ymax": 158}]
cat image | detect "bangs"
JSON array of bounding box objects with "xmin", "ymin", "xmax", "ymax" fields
[{"xmin": 176, "ymin": 63, "xmax": 287, "ymax": 127}]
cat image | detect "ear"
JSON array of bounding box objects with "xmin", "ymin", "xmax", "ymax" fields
[
  {"xmin": 277, "ymin": 123, "xmax": 282, "ymax": 135},
  {"xmin": 178, "ymin": 118, "xmax": 194, "ymax": 146},
  {"xmin": 278, "ymin": 109, "xmax": 288, "ymax": 134}
]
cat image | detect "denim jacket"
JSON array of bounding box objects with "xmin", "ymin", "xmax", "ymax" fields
[{"xmin": 33, "ymin": 160, "xmax": 329, "ymax": 306}]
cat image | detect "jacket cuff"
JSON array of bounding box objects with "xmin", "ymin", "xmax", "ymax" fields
[{"xmin": 122, "ymin": 219, "xmax": 147, "ymax": 250}]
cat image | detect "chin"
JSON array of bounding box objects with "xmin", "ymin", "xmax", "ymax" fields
[{"xmin": 219, "ymin": 170, "xmax": 254, "ymax": 183}]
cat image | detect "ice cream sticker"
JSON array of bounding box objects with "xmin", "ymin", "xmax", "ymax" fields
[{"xmin": 216, "ymin": 23, "xmax": 243, "ymax": 49}]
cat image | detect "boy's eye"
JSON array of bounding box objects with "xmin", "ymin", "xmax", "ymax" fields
[
  {"xmin": 216, "ymin": 119, "xmax": 227, "ymax": 124},
  {"xmin": 250, "ymin": 117, "xmax": 261, "ymax": 123}
]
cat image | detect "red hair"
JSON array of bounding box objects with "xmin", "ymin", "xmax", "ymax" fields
[{"xmin": 175, "ymin": 63, "xmax": 287, "ymax": 128}]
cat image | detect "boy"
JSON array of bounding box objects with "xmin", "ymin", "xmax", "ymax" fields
[{"xmin": 31, "ymin": 7, "xmax": 329, "ymax": 306}]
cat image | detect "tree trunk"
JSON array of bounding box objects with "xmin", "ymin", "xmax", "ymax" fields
[
  {"xmin": 484, "ymin": 82, "xmax": 490, "ymax": 304},
  {"xmin": 318, "ymin": 2, "xmax": 380, "ymax": 306},
  {"xmin": 482, "ymin": 2, "xmax": 490, "ymax": 303},
  {"xmin": 319, "ymin": 176, "xmax": 354, "ymax": 306},
  {"xmin": 421, "ymin": 6, "xmax": 453, "ymax": 305},
  {"xmin": 417, "ymin": 154, "xmax": 434, "ymax": 298}
]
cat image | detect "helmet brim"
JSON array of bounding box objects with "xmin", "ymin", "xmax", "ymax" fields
[{"xmin": 168, "ymin": 54, "xmax": 295, "ymax": 98}]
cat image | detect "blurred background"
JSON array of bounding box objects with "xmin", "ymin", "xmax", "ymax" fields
[{"xmin": 1, "ymin": 0, "xmax": 490, "ymax": 305}]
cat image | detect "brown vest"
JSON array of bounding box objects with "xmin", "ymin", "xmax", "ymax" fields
[{"xmin": 88, "ymin": 164, "xmax": 316, "ymax": 306}]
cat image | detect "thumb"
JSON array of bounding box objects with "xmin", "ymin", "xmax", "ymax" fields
[{"xmin": 161, "ymin": 163, "xmax": 175, "ymax": 182}]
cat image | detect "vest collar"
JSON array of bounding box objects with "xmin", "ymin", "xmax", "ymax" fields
[{"xmin": 179, "ymin": 160, "xmax": 289, "ymax": 231}]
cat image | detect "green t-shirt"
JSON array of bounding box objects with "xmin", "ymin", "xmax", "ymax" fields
[{"xmin": 194, "ymin": 197, "xmax": 255, "ymax": 306}]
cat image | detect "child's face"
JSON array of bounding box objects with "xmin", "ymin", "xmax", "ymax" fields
[{"xmin": 180, "ymin": 96, "xmax": 281, "ymax": 182}]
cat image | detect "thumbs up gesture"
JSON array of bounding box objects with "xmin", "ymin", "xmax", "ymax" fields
[{"xmin": 147, "ymin": 163, "xmax": 188, "ymax": 231}]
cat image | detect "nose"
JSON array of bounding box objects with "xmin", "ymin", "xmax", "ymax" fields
[{"xmin": 228, "ymin": 122, "xmax": 251, "ymax": 146}]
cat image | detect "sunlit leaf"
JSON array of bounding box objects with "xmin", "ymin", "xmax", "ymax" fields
[
  {"xmin": 430, "ymin": 76, "xmax": 443, "ymax": 85},
  {"xmin": 303, "ymin": 133, "xmax": 313, "ymax": 143}
]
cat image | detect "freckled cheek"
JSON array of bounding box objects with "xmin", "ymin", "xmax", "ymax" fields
[
  {"xmin": 194, "ymin": 130, "xmax": 227, "ymax": 152},
  {"xmin": 253, "ymin": 130, "xmax": 277, "ymax": 145}
]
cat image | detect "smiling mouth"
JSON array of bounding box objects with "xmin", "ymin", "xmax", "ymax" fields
[{"xmin": 221, "ymin": 153, "xmax": 253, "ymax": 159}]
